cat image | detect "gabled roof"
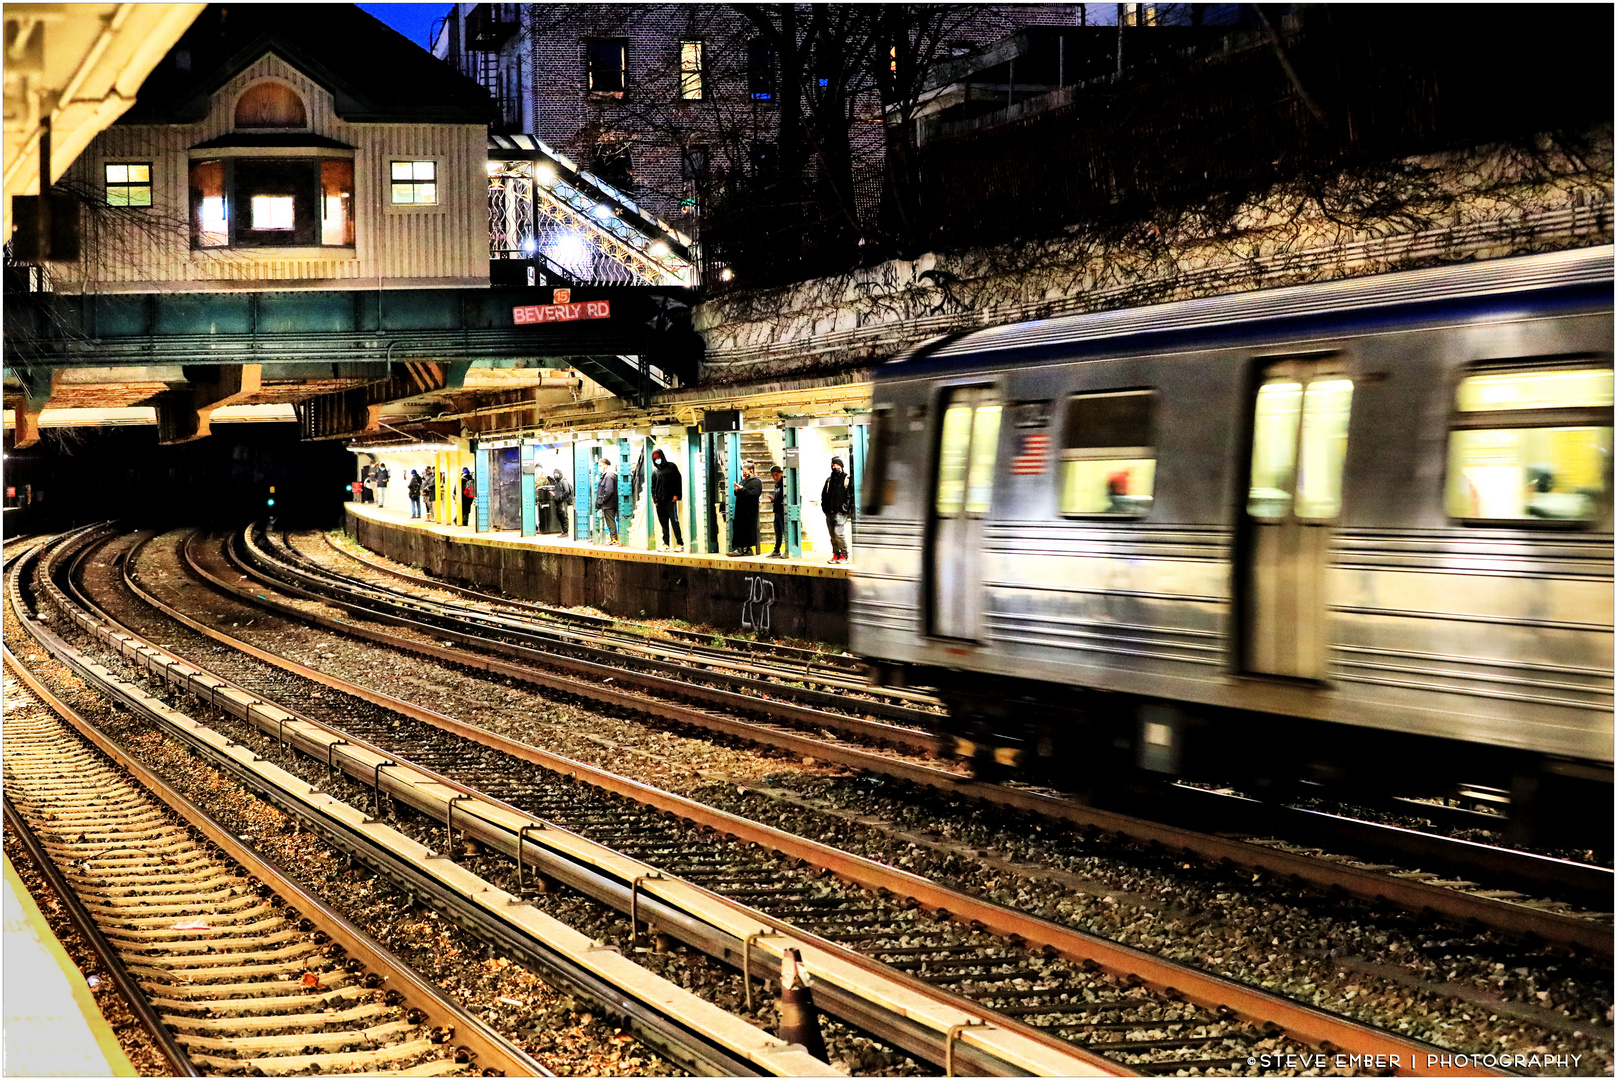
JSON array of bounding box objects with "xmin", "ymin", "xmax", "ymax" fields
[{"xmin": 118, "ymin": 4, "xmax": 493, "ymax": 126}]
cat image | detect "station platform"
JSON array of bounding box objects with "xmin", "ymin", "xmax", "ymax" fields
[
  {"xmin": 3, "ymin": 855, "xmax": 136, "ymax": 1077},
  {"xmin": 345, "ymin": 503, "xmax": 852, "ymax": 644}
]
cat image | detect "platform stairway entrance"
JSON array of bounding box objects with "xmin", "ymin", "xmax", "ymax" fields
[{"xmin": 738, "ymin": 431, "xmax": 781, "ymax": 554}]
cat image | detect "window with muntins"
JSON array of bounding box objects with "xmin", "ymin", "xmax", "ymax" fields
[
  {"xmin": 1060, "ymin": 390, "xmax": 1156, "ymax": 516},
  {"xmin": 105, "ymin": 163, "xmax": 152, "ymax": 207},
  {"xmin": 390, "ymin": 160, "xmax": 437, "ymax": 205},
  {"xmin": 1446, "ymin": 365, "xmax": 1613, "ymax": 522},
  {"xmin": 586, "ymin": 38, "xmax": 627, "ymax": 95},
  {"xmin": 189, "ymin": 157, "xmax": 354, "ymax": 249},
  {"xmin": 679, "ymin": 40, "xmax": 704, "ymax": 100}
]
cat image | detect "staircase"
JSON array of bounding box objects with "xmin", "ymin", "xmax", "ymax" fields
[{"xmin": 738, "ymin": 431, "xmax": 780, "ymax": 553}]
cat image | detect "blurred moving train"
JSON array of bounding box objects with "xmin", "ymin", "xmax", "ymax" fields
[{"xmin": 850, "ymin": 247, "xmax": 1613, "ymax": 837}]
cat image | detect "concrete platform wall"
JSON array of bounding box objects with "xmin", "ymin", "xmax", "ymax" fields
[{"xmin": 347, "ymin": 508, "xmax": 850, "ymax": 645}]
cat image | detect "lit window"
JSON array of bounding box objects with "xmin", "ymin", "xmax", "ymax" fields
[
  {"xmin": 321, "ymin": 160, "xmax": 354, "ymax": 245},
  {"xmin": 391, "ymin": 160, "xmax": 437, "ymax": 205},
  {"xmin": 935, "ymin": 390, "xmax": 1000, "ymax": 517},
  {"xmin": 1446, "ymin": 366, "xmax": 1613, "ymax": 522},
  {"xmin": 251, "ymin": 195, "xmax": 295, "ymax": 230},
  {"xmin": 1247, "ymin": 375, "xmax": 1352, "ymax": 521},
  {"xmin": 105, "ymin": 163, "xmax": 152, "ymax": 207},
  {"xmin": 586, "ymin": 38, "xmax": 627, "ymax": 95},
  {"xmin": 679, "ymin": 40, "xmax": 704, "ymax": 100},
  {"xmin": 1060, "ymin": 390, "xmax": 1156, "ymax": 516}
]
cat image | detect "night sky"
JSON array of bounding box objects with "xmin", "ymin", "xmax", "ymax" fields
[{"xmin": 356, "ymin": 3, "xmax": 449, "ymax": 51}]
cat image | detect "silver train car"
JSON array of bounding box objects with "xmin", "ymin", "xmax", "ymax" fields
[{"xmin": 851, "ymin": 247, "xmax": 1613, "ymax": 829}]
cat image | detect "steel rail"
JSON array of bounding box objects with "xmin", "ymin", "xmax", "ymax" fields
[
  {"xmin": 2, "ymin": 797, "xmax": 201, "ymax": 1077},
  {"xmin": 43, "ymin": 533, "xmax": 1126, "ymax": 1078},
  {"xmin": 321, "ymin": 529, "xmax": 869, "ymax": 676},
  {"xmin": 199, "ymin": 526, "xmax": 1615, "ymax": 957},
  {"xmin": 266, "ymin": 529, "xmax": 939, "ymax": 732},
  {"xmin": 22, "ymin": 533, "xmax": 842, "ymax": 1079},
  {"xmin": 232, "ymin": 526, "xmax": 939, "ymax": 753},
  {"xmin": 3, "ymin": 634, "xmax": 551, "ymax": 1078},
  {"xmin": 115, "ymin": 530, "xmax": 1513, "ymax": 1075}
]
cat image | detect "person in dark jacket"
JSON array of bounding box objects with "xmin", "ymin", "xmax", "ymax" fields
[
  {"xmin": 375, "ymin": 461, "xmax": 390, "ymax": 508},
  {"xmin": 550, "ymin": 468, "xmax": 572, "ymax": 532},
  {"xmin": 767, "ymin": 466, "xmax": 788, "ymax": 558},
  {"xmin": 423, "ymin": 466, "xmax": 437, "ymax": 522},
  {"xmin": 595, "ymin": 459, "xmax": 620, "ymax": 545},
  {"xmin": 407, "ymin": 470, "xmax": 423, "ymax": 519},
  {"xmin": 460, "ymin": 467, "xmax": 475, "ymax": 528},
  {"xmin": 730, "ymin": 463, "xmax": 763, "ymax": 556},
  {"xmin": 650, "ymin": 448, "xmax": 684, "ymax": 552},
  {"xmin": 822, "ymin": 456, "xmax": 853, "ymax": 563}
]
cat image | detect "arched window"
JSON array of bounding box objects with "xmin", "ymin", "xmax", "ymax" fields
[{"xmin": 235, "ymin": 82, "xmax": 307, "ymax": 129}]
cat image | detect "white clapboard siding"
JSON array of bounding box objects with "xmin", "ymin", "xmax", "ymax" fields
[{"xmin": 55, "ymin": 52, "xmax": 487, "ymax": 293}]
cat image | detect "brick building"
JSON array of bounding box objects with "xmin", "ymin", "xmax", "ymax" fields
[{"xmin": 434, "ymin": 3, "xmax": 1084, "ymax": 229}]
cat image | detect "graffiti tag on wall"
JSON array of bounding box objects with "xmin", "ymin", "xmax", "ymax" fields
[{"xmin": 741, "ymin": 575, "xmax": 775, "ymax": 635}]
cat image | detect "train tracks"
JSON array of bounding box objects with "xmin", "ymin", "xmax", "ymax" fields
[
  {"xmin": 235, "ymin": 524, "xmax": 1611, "ymax": 958},
  {"xmin": 2, "ymin": 648, "xmax": 544, "ymax": 1076},
  {"xmin": 15, "ymin": 525, "xmax": 1541, "ymax": 1076}
]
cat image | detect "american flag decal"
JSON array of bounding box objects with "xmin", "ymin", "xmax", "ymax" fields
[{"xmin": 1010, "ymin": 433, "xmax": 1051, "ymax": 475}]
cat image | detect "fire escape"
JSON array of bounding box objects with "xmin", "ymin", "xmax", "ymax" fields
[{"xmin": 464, "ymin": 3, "xmax": 520, "ymax": 132}]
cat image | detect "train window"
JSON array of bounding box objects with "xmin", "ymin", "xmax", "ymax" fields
[
  {"xmin": 935, "ymin": 399, "xmax": 974, "ymax": 516},
  {"xmin": 1296, "ymin": 379, "xmax": 1354, "ymax": 519},
  {"xmin": 1060, "ymin": 390, "xmax": 1155, "ymax": 516},
  {"xmin": 861, "ymin": 407, "xmax": 893, "ymax": 515},
  {"xmin": 1446, "ymin": 366, "xmax": 1613, "ymax": 522},
  {"xmin": 965, "ymin": 404, "xmax": 1002, "ymax": 514}
]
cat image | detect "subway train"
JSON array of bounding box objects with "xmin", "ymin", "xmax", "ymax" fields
[{"xmin": 850, "ymin": 247, "xmax": 1613, "ymax": 832}]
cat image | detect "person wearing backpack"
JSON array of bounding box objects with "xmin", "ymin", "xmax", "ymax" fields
[
  {"xmin": 407, "ymin": 470, "xmax": 423, "ymax": 518},
  {"xmin": 460, "ymin": 467, "xmax": 475, "ymax": 527}
]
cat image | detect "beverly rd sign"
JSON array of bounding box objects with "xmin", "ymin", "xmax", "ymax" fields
[{"xmin": 513, "ymin": 300, "xmax": 611, "ymax": 324}]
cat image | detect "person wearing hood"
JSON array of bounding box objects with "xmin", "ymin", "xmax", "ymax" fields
[
  {"xmin": 595, "ymin": 458, "xmax": 620, "ymax": 545},
  {"xmin": 821, "ymin": 456, "xmax": 853, "ymax": 563},
  {"xmin": 767, "ymin": 465, "xmax": 788, "ymax": 558},
  {"xmin": 549, "ymin": 468, "xmax": 572, "ymax": 532},
  {"xmin": 730, "ymin": 462, "xmax": 763, "ymax": 556},
  {"xmin": 460, "ymin": 466, "xmax": 475, "ymax": 528},
  {"xmin": 407, "ymin": 469, "xmax": 423, "ymax": 518},
  {"xmin": 650, "ymin": 448, "xmax": 685, "ymax": 552}
]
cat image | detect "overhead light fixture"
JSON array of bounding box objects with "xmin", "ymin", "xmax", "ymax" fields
[
  {"xmin": 649, "ymin": 240, "xmax": 669, "ymax": 258},
  {"xmin": 535, "ymin": 163, "xmax": 558, "ymax": 186},
  {"xmin": 486, "ymin": 161, "xmax": 503, "ymax": 175},
  {"xmin": 719, "ymin": 268, "xmax": 734, "ymax": 282},
  {"xmin": 592, "ymin": 203, "xmax": 614, "ymax": 220}
]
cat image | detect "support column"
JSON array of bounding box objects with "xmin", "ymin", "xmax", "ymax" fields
[
  {"xmin": 783, "ymin": 424, "xmax": 802, "ymax": 558},
  {"xmin": 159, "ymin": 364, "xmax": 262, "ymax": 444},
  {"xmin": 10, "ymin": 366, "xmax": 56, "ymax": 449},
  {"xmin": 685, "ymin": 426, "xmax": 702, "ymax": 554},
  {"xmin": 473, "ymin": 441, "xmax": 489, "ymax": 532},
  {"xmin": 725, "ymin": 431, "xmax": 740, "ymax": 553},
  {"xmin": 617, "ymin": 437, "xmax": 633, "ymax": 541},
  {"xmin": 572, "ymin": 440, "xmax": 590, "ymax": 541},
  {"xmin": 850, "ymin": 421, "xmax": 868, "ymax": 560},
  {"xmin": 520, "ymin": 439, "xmax": 537, "ymax": 537},
  {"xmin": 643, "ymin": 435, "xmax": 656, "ymax": 547}
]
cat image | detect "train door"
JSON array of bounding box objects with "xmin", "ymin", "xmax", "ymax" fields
[
  {"xmin": 928, "ymin": 385, "xmax": 1003, "ymax": 640},
  {"xmin": 1241, "ymin": 359, "xmax": 1353, "ymax": 678}
]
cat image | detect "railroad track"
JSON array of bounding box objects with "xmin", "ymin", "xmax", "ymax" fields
[
  {"xmin": 2, "ymin": 649, "xmax": 543, "ymax": 1078},
  {"xmin": 220, "ymin": 524, "xmax": 1612, "ymax": 957},
  {"xmin": 28, "ymin": 526, "xmax": 1518, "ymax": 1077}
]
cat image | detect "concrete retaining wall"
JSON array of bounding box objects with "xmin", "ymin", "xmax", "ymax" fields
[{"xmin": 347, "ymin": 508, "xmax": 850, "ymax": 646}]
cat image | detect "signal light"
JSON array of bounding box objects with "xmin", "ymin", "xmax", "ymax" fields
[{"xmin": 267, "ymin": 497, "xmax": 276, "ymax": 507}]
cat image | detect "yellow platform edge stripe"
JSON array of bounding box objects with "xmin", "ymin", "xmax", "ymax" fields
[{"xmin": 3, "ymin": 853, "xmax": 139, "ymax": 1077}]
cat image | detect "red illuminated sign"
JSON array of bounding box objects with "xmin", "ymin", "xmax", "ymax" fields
[{"xmin": 513, "ymin": 300, "xmax": 611, "ymax": 325}]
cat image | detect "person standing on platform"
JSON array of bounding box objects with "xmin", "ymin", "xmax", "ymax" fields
[
  {"xmin": 596, "ymin": 459, "xmax": 620, "ymax": 545},
  {"xmin": 730, "ymin": 463, "xmax": 763, "ymax": 556},
  {"xmin": 375, "ymin": 462, "xmax": 390, "ymax": 508},
  {"xmin": 460, "ymin": 467, "xmax": 475, "ymax": 527},
  {"xmin": 650, "ymin": 449, "xmax": 684, "ymax": 552},
  {"xmin": 550, "ymin": 468, "xmax": 572, "ymax": 533},
  {"xmin": 423, "ymin": 466, "xmax": 437, "ymax": 522},
  {"xmin": 407, "ymin": 470, "xmax": 423, "ymax": 519},
  {"xmin": 822, "ymin": 456, "xmax": 853, "ymax": 563},
  {"xmin": 767, "ymin": 466, "xmax": 788, "ymax": 558}
]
